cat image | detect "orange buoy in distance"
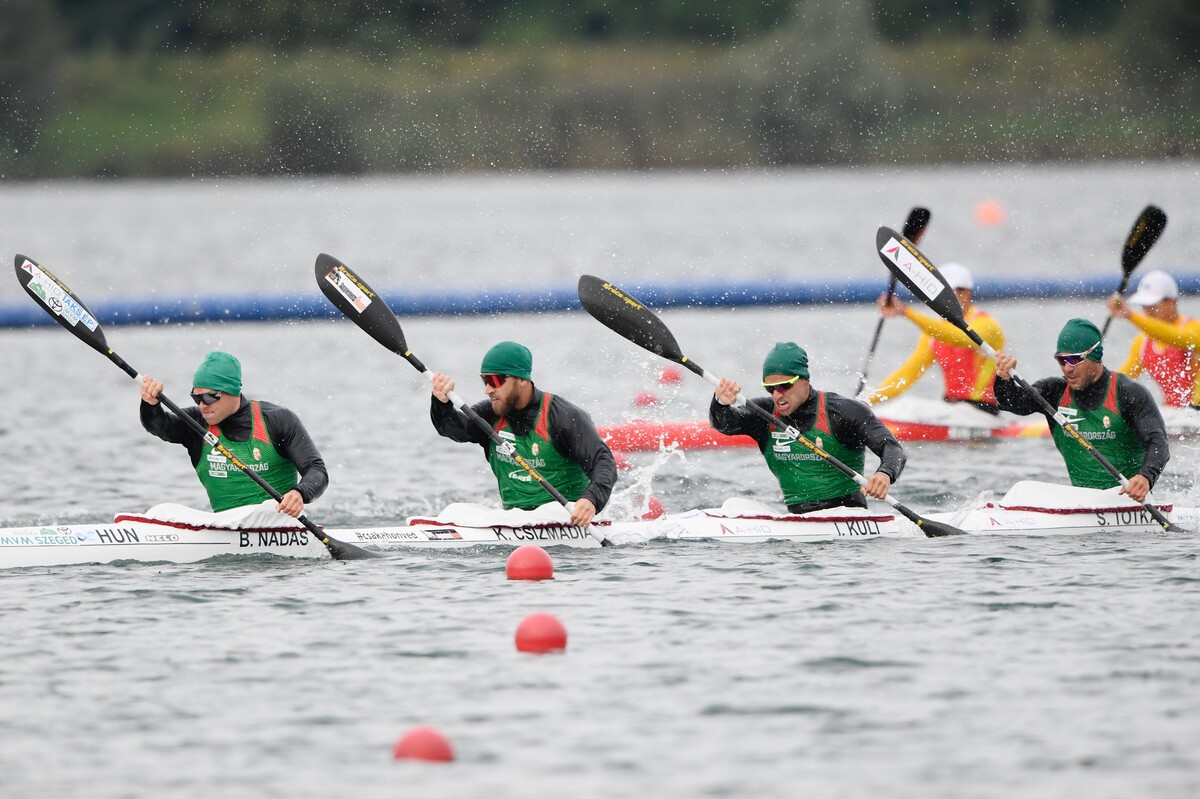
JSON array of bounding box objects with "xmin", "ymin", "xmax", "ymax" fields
[
  {"xmin": 659, "ymin": 366, "xmax": 683, "ymax": 384},
  {"xmin": 506, "ymin": 545, "xmax": 554, "ymax": 581},
  {"xmin": 393, "ymin": 726, "xmax": 455, "ymax": 762},
  {"xmin": 973, "ymin": 200, "xmax": 1006, "ymax": 227},
  {"xmin": 515, "ymin": 613, "xmax": 568, "ymax": 654}
]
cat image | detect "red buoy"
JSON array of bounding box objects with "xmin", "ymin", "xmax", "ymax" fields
[
  {"xmin": 393, "ymin": 726, "xmax": 455, "ymax": 762},
  {"xmin": 515, "ymin": 613, "xmax": 567, "ymax": 654},
  {"xmin": 659, "ymin": 366, "xmax": 683, "ymax": 384},
  {"xmin": 506, "ymin": 545, "xmax": 554, "ymax": 581}
]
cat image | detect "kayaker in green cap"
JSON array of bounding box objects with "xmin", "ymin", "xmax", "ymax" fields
[
  {"xmin": 429, "ymin": 341, "xmax": 617, "ymax": 526},
  {"xmin": 709, "ymin": 341, "xmax": 907, "ymax": 513},
  {"xmin": 140, "ymin": 351, "xmax": 329, "ymax": 516},
  {"xmin": 993, "ymin": 318, "xmax": 1169, "ymax": 502}
]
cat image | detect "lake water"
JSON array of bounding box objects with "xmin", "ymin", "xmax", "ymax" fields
[{"xmin": 2, "ymin": 164, "xmax": 1199, "ymax": 797}]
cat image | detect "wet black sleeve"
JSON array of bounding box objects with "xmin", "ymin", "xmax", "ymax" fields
[
  {"xmin": 825, "ymin": 394, "xmax": 906, "ymax": 483},
  {"xmin": 993, "ymin": 375, "xmax": 1064, "ymax": 417},
  {"xmin": 259, "ymin": 404, "xmax": 329, "ymax": 504},
  {"xmin": 708, "ymin": 395, "xmax": 774, "ymax": 449},
  {"xmin": 546, "ymin": 397, "xmax": 618, "ymax": 512},
  {"xmin": 140, "ymin": 400, "xmax": 207, "ymax": 466},
  {"xmin": 1116, "ymin": 375, "xmax": 1171, "ymax": 487},
  {"xmin": 430, "ymin": 396, "xmax": 494, "ymax": 449}
]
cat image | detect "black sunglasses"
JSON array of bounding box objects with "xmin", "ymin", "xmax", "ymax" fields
[{"xmin": 190, "ymin": 390, "xmax": 224, "ymax": 405}]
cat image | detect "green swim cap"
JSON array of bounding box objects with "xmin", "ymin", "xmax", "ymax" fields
[
  {"xmin": 762, "ymin": 342, "xmax": 809, "ymax": 382},
  {"xmin": 480, "ymin": 341, "xmax": 533, "ymax": 380},
  {"xmin": 192, "ymin": 351, "xmax": 242, "ymax": 394}
]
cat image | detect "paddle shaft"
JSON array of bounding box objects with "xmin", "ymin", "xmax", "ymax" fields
[{"xmin": 681, "ymin": 360, "xmax": 958, "ymax": 536}]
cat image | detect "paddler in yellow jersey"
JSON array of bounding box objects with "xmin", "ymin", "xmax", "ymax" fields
[
  {"xmin": 140, "ymin": 351, "xmax": 329, "ymax": 516},
  {"xmin": 429, "ymin": 341, "xmax": 617, "ymax": 527},
  {"xmin": 1106, "ymin": 269, "xmax": 1200, "ymax": 408},
  {"xmin": 710, "ymin": 342, "xmax": 906, "ymax": 513},
  {"xmin": 861, "ymin": 262, "xmax": 1006, "ymax": 414}
]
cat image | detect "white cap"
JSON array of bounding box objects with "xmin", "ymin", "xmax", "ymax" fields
[
  {"xmin": 1128, "ymin": 269, "xmax": 1178, "ymax": 306},
  {"xmin": 940, "ymin": 262, "xmax": 974, "ymax": 291}
]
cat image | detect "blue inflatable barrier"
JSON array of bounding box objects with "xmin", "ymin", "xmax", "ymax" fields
[{"xmin": 2, "ymin": 273, "xmax": 1198, "ymax": 329}]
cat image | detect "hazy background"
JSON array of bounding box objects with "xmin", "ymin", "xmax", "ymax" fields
[{"xmin": 2, "ymin": 0, "xmax": 1197, "ymax": 178}]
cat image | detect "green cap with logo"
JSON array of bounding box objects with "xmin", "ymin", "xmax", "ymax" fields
[
  {"xmin": 1055, "ymin": 319, "xmax": 1103, "ymax": 362},
  {"xmin": 762, "ymin": 342, "xmax": 810, "ymax": 382},
  {"xmin": 192, "ymin": 351, "xmax": 243, "ymax": 394},
  {"xmin": 480, "ymin": 341, "xmax": 533, "ymax": 380}
]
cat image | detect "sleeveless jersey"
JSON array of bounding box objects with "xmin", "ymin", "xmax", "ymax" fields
[
  {"xmin": 765, "ymin": 392, "xmax": 864, "ymax": 505},
  {"xmin": 1138, "ymin": 316, "xmax": 1200, "ymax": 407},
  {"xmin": 488, "ymin": 393, "xmax": 590, "ymax": 510},
  {"xmin": 195, "ymin": 401, "xmax": 299, "ymax": 512},
  {"xmin": 930, "ymin": 308, "xmax": 998, "ymax": 404},
  {"xmin": 1052, "ymin": 374, "xmax": 1145, "ymax": 489}
]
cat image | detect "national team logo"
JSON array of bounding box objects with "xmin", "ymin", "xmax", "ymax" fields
[
  {"xmin": 253, "ymin": 447, "xmax": 262, "ymax": 460},
  {"xmin": 1102, "ymin": 415, "xmax": 1111, "ymax": 429},
  {"xmin": 531, "ymin": 442, "xmax": 539, "ymax": 456},
  {"xmin": 814, "ymin": 436, "xmax": 823, "ymax": 449}
]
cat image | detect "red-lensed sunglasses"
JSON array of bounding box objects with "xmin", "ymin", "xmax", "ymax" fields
[{"xmin": 480, "ymin": 374, "xmax": 509, "ymax": 389}]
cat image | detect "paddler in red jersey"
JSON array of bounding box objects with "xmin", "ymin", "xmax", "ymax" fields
[
  {"xmin": 861, "ymin": 262, "xmax": 1006, "ymax": 414},
  {"xmin": 1106, "ymin": 269, "xmax": 1200, "ymax": 408},
  {"xmin": 710, "ymin": 342, "xmax": 906, "ymax": 514},
  {"xmin": 429, "ymin": 341, "xmax": 617, "ymax": 527}
]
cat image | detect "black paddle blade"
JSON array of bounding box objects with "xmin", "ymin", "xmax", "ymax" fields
[
  {"xmin": 1121, "ymin": 205, "xmax": 1167, "ymax": 275},
  {"xmin": 875, "ymin": 227, "xmax": 966, "ymax": 331},
  {"xmin": 902, "ymin": 207, "xmax": 932, "ymax": 244},
  {"xmin": 578, "ymin": 275, "xmax": 688, "ymax": 364},
  {"xmin": 14, "ymin": 254, "xmax": 110, "ymax": 354},
  {"xmin": 315, "ymin": 254, "xmax": 410, "ymax": 357}
]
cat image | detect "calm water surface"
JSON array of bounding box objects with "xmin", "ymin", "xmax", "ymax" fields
[{"xmin": 2, "ymin": 166, "xmax": 1199, "ymax": 798}]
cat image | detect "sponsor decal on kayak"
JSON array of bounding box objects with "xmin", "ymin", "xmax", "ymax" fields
[
  {"xmin": 426, "ymin": 529, "xmax": 463, "ymax": 541},
  {"xmin": 238, "ymin": 531, "xmax": 310, "ymax": 548},
  {"xmin": 0, "ymin": 526, "xmax": 85, "ymax": 546},
  {"xmin": 352, "ymin": 530, "xmax": 422, "ymax": 542},
  {"xmin": 719, "ymin": 523, "xmax": 772, "ymax": 536}
]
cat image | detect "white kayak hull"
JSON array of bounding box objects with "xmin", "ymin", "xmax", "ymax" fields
[{"xmin": 1, "ymin": 484, "xmax": 1190, "ymax": 569}]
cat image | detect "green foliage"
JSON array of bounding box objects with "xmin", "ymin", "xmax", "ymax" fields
[{"xmin": 0, "ymin": 0, "xmax": 62, "ymax": 175}]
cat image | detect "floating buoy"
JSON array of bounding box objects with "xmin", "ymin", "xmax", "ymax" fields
[
  {"xmin": 613, "ymin": 450, "xmax": 631, "ymax": 471},
  {"xmin": 632, "ymin": 391, "xmax": 659, "ymax": 408},
  {"xmin": 506, "ymin": 545, "xmax": 554, "ymax": 581},
  {"xmin": 659, "ymin": 366, "xmax": 683, "ymax": 384},
  {"xmin": 642, "ymin": 496, "xmax": 665, "ymax": 519},
  {"xmin": 393, "ymin": 726, "xmax": 455, "ymax": 762},
  {"xmin": 515, "ymin": 612, "xmax": 568, "ymax": 654},
  {"xmin": 973, "ymin": 200, "xmax": 1005, "ymax": 227}
]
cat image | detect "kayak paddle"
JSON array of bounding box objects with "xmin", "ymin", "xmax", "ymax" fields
[
  {"xmin": 314, "ymin": 253, "xmax": 613, "ymax": 547},
  {"xmin": 12, "ymin": 254, "xmax": 376, "ymax": 561},
  {"xmin": 577, "ymin": 274, "xmax": 965, "ymax": 538},
  {"xmin": 874, "ymin": 227, "xmax": 1183, "ymax": 533},
  {"xmin": 854, "ymin": 206, "xmax": 931, "ymax": 398},
  {"xmin": 1100, "ymin": 205, "xmax": 1168, "ymax": 338}
]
